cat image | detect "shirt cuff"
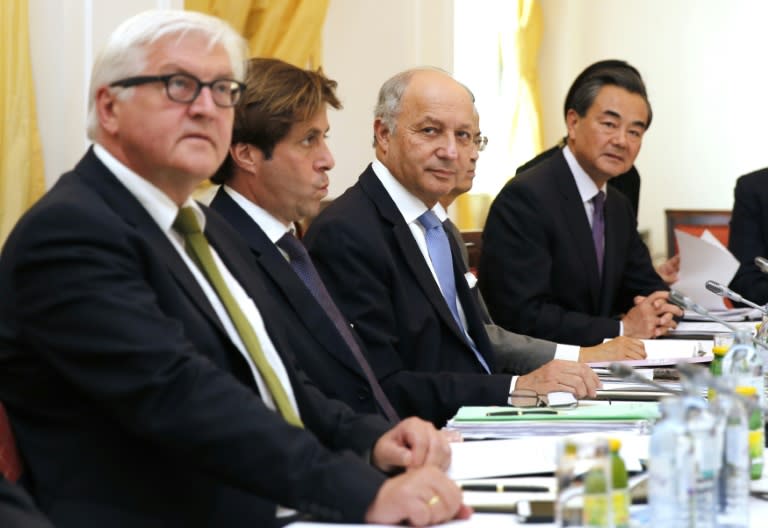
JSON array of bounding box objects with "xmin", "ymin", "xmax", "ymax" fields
[
  {"xmin": 554, "ymin": 344, "xmax": 580, "ymax": 361},
  {"xmin": 508, "ymin": 376, "xmax": 519, "ymax": 400},
  {"xmin": 619, "ymin": 321, "xmax": 624, "ymax": 336}
]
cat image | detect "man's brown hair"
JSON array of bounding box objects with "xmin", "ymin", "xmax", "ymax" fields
[{"xmin": 212, "ymin": 57, "xmax": 341, "ymax": 184}]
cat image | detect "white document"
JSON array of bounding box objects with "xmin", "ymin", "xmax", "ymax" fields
[
  {"xmin": 589, "ymin": 339, "xmax": 712, "ymax": 368},
  {"xmin": 674, "ymin": 229, "xmax": 739, "ymax": 310},
  {"xmin": 447, "ymin": 434, "xmax": 645, "ymax": 481}
]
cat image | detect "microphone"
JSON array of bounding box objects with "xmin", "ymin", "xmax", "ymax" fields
[
  {"xmin": 669, "ymin": 289, "xmax": 740, "ymax": 332},
  {"xmin": 755, "ymin": 256, "xmax": 768, "ymax": 274},
  {"xmin": 705, "ymin": 280, "xmax": 768, "ymax": 314},
  {"xmin": 608, "ymin": 362, "xmax": 681, "ymax": 395}
]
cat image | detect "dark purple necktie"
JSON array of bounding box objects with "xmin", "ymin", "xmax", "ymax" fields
[
  {"xmin": 591, "ymin": 190, "xmax": 605, "ymax": 277},
  {"xmin": 276, "ymin": 232, "xmax": 399, "ymax": 422}
]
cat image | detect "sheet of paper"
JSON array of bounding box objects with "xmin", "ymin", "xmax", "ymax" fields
[
  {"xmin": 447, "ymin": 434, "xmax": 646, "ymax": 480},
  {"xmin": 589, "ymin": 339, "xmax": 712, "ymax": 367},
  {"xmin": 671, "ymin": 321, "xmax": 758, "ymax": 336},
  {"xmin": 674, "ymin": 229, "xmax": 739, "ymax": 310}
]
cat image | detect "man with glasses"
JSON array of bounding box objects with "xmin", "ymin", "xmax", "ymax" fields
[
  {"xmin": 304, "ymin": 68, "xmax": 601, "ymax": 428},
  {"xmin": 0, "ymin": 11, "xmax": 468, "ymax": 528}
]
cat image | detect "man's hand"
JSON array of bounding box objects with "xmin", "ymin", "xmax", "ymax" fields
[
  {"xmin": 579, "ymin": 336, "xmax": 646, "ymax": 362},
  {"xmin": 656, "ymin": 255, "xmax": 680, "ymax": 285},
  {"xmin": 622, "ymin": 291, "xmax": 683, "ymax": 338},
  {"xmin": 515, "ymin": 359, "xmax": 601, "ymax": 399},
  {"xmin": 371, "ymin": 417, "xmax": 452, "ymax": 473},
  {"xmin": 365, "ymin": 466, "xmax": 472, "ymax": 526}
]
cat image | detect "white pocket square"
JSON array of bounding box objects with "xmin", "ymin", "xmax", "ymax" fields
[{"xmin": 464, "ymin": 271, "xmax": 478, "ymax": 289}]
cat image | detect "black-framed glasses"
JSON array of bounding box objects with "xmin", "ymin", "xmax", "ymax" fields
[
  {"xmin": 508, "ymin": 389, "xmax": 578, "ymax": 409},
  {"xmin": 109, "ymin": 73, "xmax": 245, "ymax": 108},
  {"xmin": 474, "ymin": 135, "xmax": 489, "ymax": 152}
]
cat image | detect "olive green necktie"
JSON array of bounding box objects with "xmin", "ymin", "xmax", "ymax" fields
[{"xmin": 173, "ymin": 207, "xmax": 303, "ymax": 427}]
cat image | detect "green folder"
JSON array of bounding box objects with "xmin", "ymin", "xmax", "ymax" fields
[{"xmin": 452, "ymin": 402, "xmax": 660, "ymax": 422}]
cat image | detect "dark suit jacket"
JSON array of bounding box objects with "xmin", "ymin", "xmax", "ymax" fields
[
  {"xmin": 442, "ymin": 218, "xmax": 556, "ymax": 373},
  {"xmin": 0, "ymin": 476, "xmax": 53, "ymax": 528},
  {"xmin": 517, "ymin": 144, "xmax": 641, "ymax": 218},
  {"xmin": 0, "ymin": 149, "xmax": 389, "ymax": 528},
  {"xmin": 303, "ymin": 165, "xmax": 512, "ymax": 427},
  {"xmin": 728, "ymin": 168, "xmax": 768, "ymax": 305},
  {"xmin": 209, "ymin": 187, "xmax": 387, "ymax": 418},
  {"xmin": 479, "ymin": 150, "xmax": 666, "ymax": 346}
]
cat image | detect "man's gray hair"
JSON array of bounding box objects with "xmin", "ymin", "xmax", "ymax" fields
[
  {"xmin": 86, "ymin": 9, "xmax": 248, "ymax": 140},
  {"xmin": 373, "ymin": 67, "xmax": 473, "ymax": 146}
]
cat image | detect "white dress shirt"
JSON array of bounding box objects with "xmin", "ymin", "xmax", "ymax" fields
[
  {"xmin": 93, "ymin": 144, "xmax": 301, "ymax": 419},
  {"xmin": 562, "ymin": 145, "xmax": 624, "ymax": 336}
]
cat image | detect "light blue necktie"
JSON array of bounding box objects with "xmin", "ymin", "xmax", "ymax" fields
[{"xmin": 418, "ymin": 210, "xmax": 490, "ymax": 373}]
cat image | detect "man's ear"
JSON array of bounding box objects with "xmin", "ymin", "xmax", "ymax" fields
[
  {"xmin": 96, "ymin": 86, "xmax": 120, "ymax": 135},
  {"xmin": 565, "ymin": 109, "xmax": 581, "ymax": 142},
  {"xmin": 373, "ymin": 118, "xmax": 392, "ymax": 153},
  {"xmin": 230, "ymin": 143, "xmax": 263, "ymax": 174}
]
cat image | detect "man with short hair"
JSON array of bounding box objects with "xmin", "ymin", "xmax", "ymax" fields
[
  {"xmin": 438, "ymin": 111, "xmax": 646, "ymax": 367},
  {"xmin": 0, "ymin": 11, "xmax": 467, "ymax": 528},
  {"xmin": 304, "ymin": 68, "xmax": 601, "ymax": 428},
  {"xmin": 479, "ymin": 60, "xmax": 682, "ymax": 346}
]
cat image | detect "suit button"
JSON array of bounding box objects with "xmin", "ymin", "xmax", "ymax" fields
[
  {"xmin": 357, "ymin": 388, "xmax": 370, "ymax": 401},
  {"xmin": 349, "ymin": 322, "xmax": 355, "ymax": 328}
]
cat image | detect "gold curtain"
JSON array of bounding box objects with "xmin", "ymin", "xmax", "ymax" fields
[
  {"xmin": 455, "ymin": 0, "xmax": 543, "ymax": 230},
  {"xmin": 0, "ymin": 0, "xmax": 45, "ymax": 246},
  {"xmin": 186, "ymin": 0, "xmax": 330, "ymax": 67}
]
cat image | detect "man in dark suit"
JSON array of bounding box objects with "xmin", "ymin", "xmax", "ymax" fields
[
  {"xmin": 728, "ymin": 168, "xmax": 768, "ymax": 305},
  {"xmin": 479, "ymin": 61, "xmax": 681, "ymax": 346},
  {"xmin": 438, "ymin": 112, "xmax": 646, "ymax": 366},
  {"xmin": 304, "ymin": 68, "xmax": 600, "ymax": 427},
  {"xmin": 211, "ymin": 59, "xmax": 600, "ymax": 426},
  {"xmin": 0, "ymin": 11, "xmax": 467, "ymax": 528},
  {"xmin": 514, "ymin": 61, "xmax": 679, "ymax": 284},
  {"xmin": 209, "ymin": 58, "xmax": 400, "ymax": 420}
]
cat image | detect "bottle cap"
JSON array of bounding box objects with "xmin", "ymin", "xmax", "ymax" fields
[
  {"xmin": 735, "ymin": 385, "xmax": 758, "ymax": 397},
  {"xmin": 608, "ymin": 438, "xmax": 621, "ymax": 453}
]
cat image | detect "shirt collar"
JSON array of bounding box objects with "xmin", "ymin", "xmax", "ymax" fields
[
  {"xmin": 93, "ymin": 143, "xmax": 204, "ymax": 231},
  {"xmin": 433, "ymin": 202, "xmax": 449, "ymax": 222},
  {"xmin": 222, "ymin": 185, "xmax": 290, "ymax": 243},
  {"xmin": 371, "ymin": 159, "xmax": 431, "ymax": 224},
  {"xmin": 562, "ymin": 145, "xmax": 607, "ymax": 203}
]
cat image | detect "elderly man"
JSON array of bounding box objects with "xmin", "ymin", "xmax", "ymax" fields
[
  {"xmin": 304, "ymin": 68, "xmax": 601, "ymax": 427},
  {"xmin": 0, "ymin": 11, "xmax": 467, "ymax": 528},
  {"xmin": 479, "ymin": 60, "xmax": 682, "ymax": 346}
]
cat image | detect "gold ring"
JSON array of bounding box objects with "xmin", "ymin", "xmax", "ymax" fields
[{"xmin": 427, "ymin": 495, "xmax": 441, "ymax": 507}]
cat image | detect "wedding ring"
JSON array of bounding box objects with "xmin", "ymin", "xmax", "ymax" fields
[{"xmin": 427, "ymin": 495, "xmax": 441, "ymax": 507}]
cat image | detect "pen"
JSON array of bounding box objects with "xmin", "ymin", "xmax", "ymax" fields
[
  {"xmin": 461, "ymin": 483, "xmax": 550, "ymax": 493},
  {"xmin": 485, "ymin": 409, "xmax": 558, "ymax": 416}
]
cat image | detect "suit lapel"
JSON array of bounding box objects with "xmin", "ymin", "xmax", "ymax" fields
[
  {"xmin": 75, "ymin": 150, "xmax": 227, "ymax": 337},
  {"xmin": 553, "ymin": 153, "xmax": 601, "ymax": 311},
  {"xmin": 359, "ymin": 169, "xmax": 479, "ymax": 347},
  {"xmin": 210, "ymin": 189, "xmax": 369, "ymax": 380}
]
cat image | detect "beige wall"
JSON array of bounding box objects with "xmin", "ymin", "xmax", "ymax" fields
[{"xmin": 322, "ymin": 0, "xmax": 454, "ymax": 197}]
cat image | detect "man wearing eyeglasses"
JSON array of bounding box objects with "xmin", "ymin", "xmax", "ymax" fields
[
  {"xmin": 0, "ymin": 11, "xmax": 469, "ymax": 528},
  {"xmin": 303, "ymin": 68, "xmax": 601, "ymax": 428}
]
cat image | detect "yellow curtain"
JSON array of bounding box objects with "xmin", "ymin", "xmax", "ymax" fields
[
  {"xmin": 455, "ymin": 0, "xmax": 543, "ymax": 230},
  {"xmin": 0, "ymin": 0, "xmax": 45, "ymax": 246},
  {"xmin": 186, "ymin": 0, "xmax": 329, "ymax": 67}
]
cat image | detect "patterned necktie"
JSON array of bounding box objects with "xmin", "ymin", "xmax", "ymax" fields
[
  {"xmin": 417, "ymin": 210, "xmax": 490, "ymax": 373},
  {"xmin": 276, "ymin": 232, "xmax": 399, "ymax": 421},
  {"xmin": 173, "ymin": 207, "xmax": 303, "ymax": 427},
  {"xmin": 591, "ymin": 191, "xmax": 606, "ymax": 277}
]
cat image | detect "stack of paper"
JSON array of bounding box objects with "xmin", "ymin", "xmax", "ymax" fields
[
  {"xmin": 674, "ymin": 229, "xmax": 739, "ymax": 310},
  {"xmin": 445, "ymin": 402, "xmax": 659, "ymax": 439}
]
